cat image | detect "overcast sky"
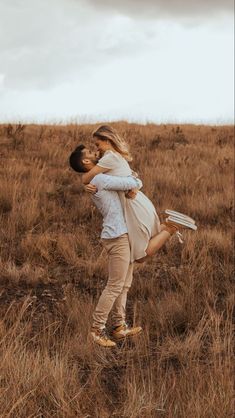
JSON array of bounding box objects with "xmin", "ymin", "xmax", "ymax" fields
[{"xmin": 0, "ymin": 0, "xmax": 234, "ymax": 124}]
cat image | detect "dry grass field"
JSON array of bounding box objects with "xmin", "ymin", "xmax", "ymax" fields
[{"xmin": 0, "ymin": 122, "xmax": 234, "ymax": 418}]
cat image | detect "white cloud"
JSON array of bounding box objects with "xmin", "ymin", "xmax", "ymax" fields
[
  {"xmin": 0, "ymin": 0, "xmax": 157, "ymax": 90},
  {"xmin": 0, "ymin": 0, "xmax": 100, "ymax": 88},
  {"xmin": 0, "ymin": 0, "xmax": 233, "ymax": 123},
  {"xmin": 0, "ymin": 73, "xmax": 5, "ymax": 87}
]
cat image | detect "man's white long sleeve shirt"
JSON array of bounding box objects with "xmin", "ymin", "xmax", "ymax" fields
[{"xmin": 90, "ymin": 174, "xmax": 142, "ymax": 239}]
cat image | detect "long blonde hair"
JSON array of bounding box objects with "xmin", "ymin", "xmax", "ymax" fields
[{"xmin": 92, "ymin": 125, "xmax": 132, "ymax": 162}]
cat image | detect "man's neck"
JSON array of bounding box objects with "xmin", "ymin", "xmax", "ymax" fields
[
  {"xmin": 86, "ymin": 163, "xmax": 96, "ymax": 171},
  {"xmin": 86, "ymin": 162, "xmax": 95, "ymax": 173}
]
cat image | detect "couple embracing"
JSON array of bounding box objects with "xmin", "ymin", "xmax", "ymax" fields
[{"xmin": 69, "ymin": 125, "xmax": 197, "ymax": 348}]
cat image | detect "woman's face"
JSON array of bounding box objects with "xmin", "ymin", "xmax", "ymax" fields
[{"xmin": 94, "ymin": 138, "xmax": 113, "ymax": 154}]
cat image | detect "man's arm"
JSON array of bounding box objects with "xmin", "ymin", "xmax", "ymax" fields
[
  {"xmin": 98, "ymin": 174, "xmax": 143, "ymax": 191},
  {"xmin": 82, "ymin": 165, "xmax": 109, "ymax": 184}
]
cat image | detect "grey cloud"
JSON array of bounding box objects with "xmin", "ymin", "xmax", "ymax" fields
[
  {"xmin": 0, "ymin": 0, "xmax": 110, "ymax": 89},
  {"xmin": 0, "ymin": 0, "xmax": 94, "ymax": 89},
  {"xmin": 87, "ymin": 0, "xmax": 233, "ymax": 18},
  {"xmin": 0, "ymin": 0, "xmax": 233, "ymax": 93},
  {"xmin": 0, "ymin": 0, "xmax": 155, "ymax": 90}
]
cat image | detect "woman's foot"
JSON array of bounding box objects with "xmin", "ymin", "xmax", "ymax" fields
[
  {"xmin": 164, "ymin": 216, "xmax": 197, "ymax": 233},
  {"xmin": 163, "ymin": 209, "xmax": 196, "ymax": 224}
]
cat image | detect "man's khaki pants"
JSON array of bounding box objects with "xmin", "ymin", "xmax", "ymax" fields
[{"xmin": 92, "ymin": 233, "xmax": 133, "ymax": 329}]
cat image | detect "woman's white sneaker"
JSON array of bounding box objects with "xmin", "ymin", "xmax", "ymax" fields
[
  {"xmin": 164, "ymin": 209, "xmax": 196, "ymax": 224},
  {"xmin": 165, "ymin": 216, "xmax": 197, "ymax": 231}
]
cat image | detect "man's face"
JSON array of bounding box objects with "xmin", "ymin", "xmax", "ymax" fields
[{"xmin": 82, "ymin": 148, "xmax": 99, "ymax": 164}]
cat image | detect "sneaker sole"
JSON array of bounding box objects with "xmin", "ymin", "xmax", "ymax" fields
[
  {"xmin": 91, "ymin": 340, "xmax": 116, "ymax": 348},
  {"xmin": 164, "ymin": 209, "xmax": 196, "ymax": 224},
  {"xmin": 112, "ymin": 329, "xmax": 143, "ymax": 340},
  {"xmin": 90, "ymin": 333, "xmax": 116, "ymax": 348},
  {"xmin": 166, "ymin": 216, "xmax": 197, "ymax": 231}
]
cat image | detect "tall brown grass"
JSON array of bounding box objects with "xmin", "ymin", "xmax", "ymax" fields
[{"xmin": 0, "ymin": 122, "xmax": 234, "ymax": 417}]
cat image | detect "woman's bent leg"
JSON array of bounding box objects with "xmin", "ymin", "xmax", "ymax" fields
[
  {"xmin": 145, "ymin": 223, "xmax": 178, "ymax": 257},
  {"xmin": 145, "ymin": 230, "xmax": 171, "ymax": 257}
]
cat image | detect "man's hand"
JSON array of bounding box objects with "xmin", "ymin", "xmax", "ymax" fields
[
  {"xmin": 84, "ymin": 183, "xmax": 97, "ymax": 194},
  {"xmin": 125, "ymin": 188, "xmax": 138, "ymax": 199},
  {"xmin": 131, "ymin": 170, "xmax": 139, "ymax": 178}
]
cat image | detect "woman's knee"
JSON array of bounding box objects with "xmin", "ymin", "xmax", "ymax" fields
[
  {"xmin": 136, "ymin": 254, "xmax": 150, "ymax": 262},
  {"xmin": 146, "ymin": 247, "xmax": 155, "ymax": 257}
]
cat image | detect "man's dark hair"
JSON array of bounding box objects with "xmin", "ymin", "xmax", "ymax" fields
[{"xmin": 69, "ymin": 144, "xmax": 87, "ymax": 173}]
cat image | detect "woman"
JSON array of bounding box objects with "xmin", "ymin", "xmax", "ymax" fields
[{"xmin": 82, "ymin": 125, "xmax": 196, "ymax": 262}]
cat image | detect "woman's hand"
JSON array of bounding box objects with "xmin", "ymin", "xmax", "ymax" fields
[
  {"xmin": 125, "ymin": 188, "xmax": 138, "ymax": 199},
  {"xmin": 84, "ymin": 183, "xmax": 97, "ymax": 194}
]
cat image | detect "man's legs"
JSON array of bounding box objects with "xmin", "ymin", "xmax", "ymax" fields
[
  {"xmin": 92, "ymin": 234, "xmax": 131, "ymax": 330},
  {"xmin": 111, "ymin": 262, "xmax": 133, "ymax": 327},
  {"xmin": 110, "ymin": 259, "xmax": 142, "ymax": 339}
]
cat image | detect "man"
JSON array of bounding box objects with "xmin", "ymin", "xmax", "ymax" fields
[
  {"xmin": 69, "ymin": 145, "xmax": 197, "ymax": 347},
  {"xmin": 69, "ymin": 145, "xmax": 143, "ymax": 348}
]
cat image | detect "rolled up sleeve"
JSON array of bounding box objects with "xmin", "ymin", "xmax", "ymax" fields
[{"xmin": 102, "ymin": 175, "xmax": 142, "ymax": 191}]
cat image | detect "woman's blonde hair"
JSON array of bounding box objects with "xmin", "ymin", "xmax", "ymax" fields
[{"xmin": 92, "ymin": 125, "xmax": 132, "ymax": 162}]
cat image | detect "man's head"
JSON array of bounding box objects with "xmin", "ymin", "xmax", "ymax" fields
[{"xmin": 69, "ymin": 144, "xmax": 98, "ymax": 173}]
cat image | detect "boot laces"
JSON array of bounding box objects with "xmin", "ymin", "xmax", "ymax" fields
[{"xmin": 98, "ymin": 328, "xmax": 109, "ymax": 340}]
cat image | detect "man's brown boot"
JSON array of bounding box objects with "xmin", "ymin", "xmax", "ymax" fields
[{"xmin": 90, "ymin": 327, "xmax": 116, "ymax": 348}]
